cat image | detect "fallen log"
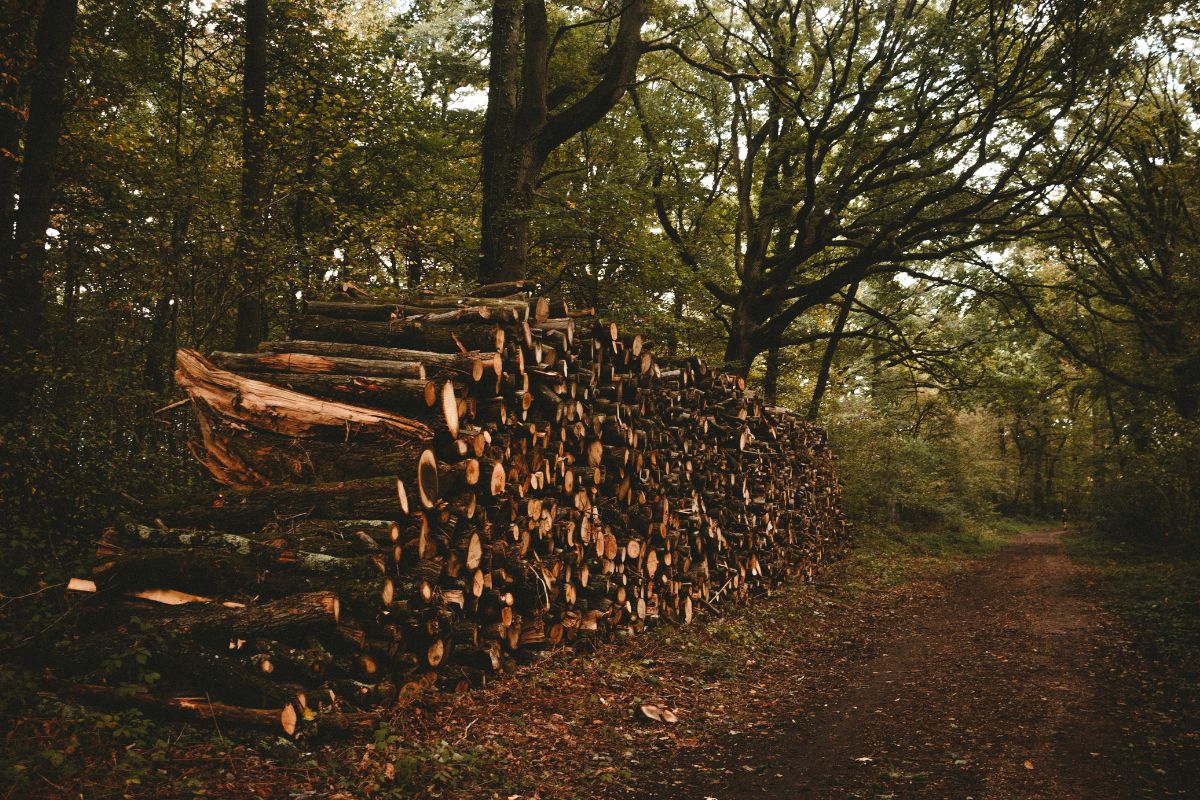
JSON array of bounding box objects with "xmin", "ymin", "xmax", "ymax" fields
[
  {"xmin": 163, "ymin": 467, "xmax": 436, "ymax": 530},
  {"xmin": 175, "ymin": 349, "xmax": 433, "ymax": 442},
  {"xmin": 291, "ymin": 315, "xmax": 505, "ymax": 354},
  {"xmin": 209, "ymin": 350, "xmax": 427, "ymax": 380},
  {"xmin": 257, "ymin": 340, "xmax": 501, "ymax": 380}
]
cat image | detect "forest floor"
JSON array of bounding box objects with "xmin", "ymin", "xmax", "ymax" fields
[
  {"xmin": 4, "ymin": 521, "xmax": 1197, "ymax": 798},
  {"xmin": 623, "ymin": 526, "xmax": 1198, "ymax": 800}
]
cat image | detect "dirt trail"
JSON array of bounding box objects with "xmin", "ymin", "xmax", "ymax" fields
[{"xmin": 632, "ymin": 529, "xmax": 1197, "ymax": 799}]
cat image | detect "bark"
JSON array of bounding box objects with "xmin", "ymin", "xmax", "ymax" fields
[
  {"xmin": 478, "ymin": 0, "xmax": 524, "ymax": 283},
  {"xmin": 209, "ymin": 350, "xmax": 427, "ymax": 380},
  {"xmin": 257, "ymin": 339, "xmax": 500, "ymax": 379},
  {"xmin": 807, "ymin": 282, "xmax": 859, "ymax": 420},
  {"xmin": 0, "ymin": 0, "xmax": 78, "ymax": 414},
  {"xmin": 174, "ymin": 348, "xmax": 434, "ymax": 442},
  {"xmin": 0, "ymin": 0, "xmax": 37, "ymax": 252},
  {"xmin": 478, "ymin": 0, "xmax": 647, "ymax": 282},
  {"xmin": 163, "ymin": 473, "xmax": 433, "ymax": 531},
  {"xmin": 762, "ymin": 344, "xmax": 780, "ymax": 406},
  {"xmin": 291, "ymin": 315, "xmax": 505, "ymax": 354},
  {"xmin": 144, "ymin": 297, "xmax": 176, "ymax": 392},
  {"xmin": 238, "ymin": 372, "xmax": 439, "ymax": 410},
  {"xmin": 233, "ymin": 0, "xmax": 269, "ymax": 351}
]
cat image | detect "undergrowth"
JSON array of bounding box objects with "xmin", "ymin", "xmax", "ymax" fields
[
  {"xmin": 837, "ymin": 516, "xmax": 1047, "ymax": 593},
  {"xmin": 1063, "ymin": 529, "xmax": 1200, "ymax": 673}
]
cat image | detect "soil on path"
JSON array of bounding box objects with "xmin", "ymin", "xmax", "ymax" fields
[{"xmin": 629, "ymin": 529, "xmax": 1198, "ymax": 799}]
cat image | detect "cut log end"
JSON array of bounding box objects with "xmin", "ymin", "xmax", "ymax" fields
[
  {"xmin": 417, "ymin": 450, "xmax": 439, "ymax": 509},
  {"xmin": 441, "ymin": 381, "xmax": 460, "ymax": 439},
  {"xmin": 396, "ymin": 478, "xmax": 410, "ymax": 515},
  {"xmin": 427, "ymin": 639, "xmax": 445, "ymax": 667},
  {"xmin": 488, "ymin": 461, "xmax": 506, "ymax": 496},
  {"xmin": 281, "ymin": 702, "xmax": 299, "ymax": 737}
]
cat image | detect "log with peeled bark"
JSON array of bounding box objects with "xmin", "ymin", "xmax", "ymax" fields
[
  {"xmin": 170, "ymin": 591, "xmax": 341, "ymax": 645},
  {"xmin": 209, "ymin": 350, "xmax": 427, "ymax": 379},
  {"xmin": 175, "ymin": 349, "xmax": 433, "ymax": 443},
  {"xmin": 257, "ymin": 340, "xmax": 502, "ymax": 381},
  {"xmin": 291, "ymin": 315, "xmax": 505, "ymax": 354},
  {"xmin": 45, "ymin": 681, "xmax": 377, "ymax": 738},
  {"xmin": 357, "ymin": 293, "xmax": 530, "ymax": 319},
  {"xmin": 191, "ymin": 402, "xmax": 439, "ymax": 487},
  {"xmin": 470, "ymin": 279, "xmax": 529, "ymax": 297},
  {"xmin": 237, "ymin": 371, "xmax": 443, "ymax": 413},
  {"xmin": 47, "ymin": 681, "xmax": 297, "ymax": 730},
  {"xmin": 306, "ymin": 299, "xmax": 518, "ymax": 324}
]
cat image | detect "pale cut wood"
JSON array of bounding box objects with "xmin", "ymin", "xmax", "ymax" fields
[
  {"xmin": 258, "ymin": 340, "xmax": 501, "ymax": 380},
  {"xmin": 174, "ymin": 349, "xmax": 433, "ymax": 442},
  {"xmin": 210, "ymin": 350, "xmax": 426, "ymax": 380}
]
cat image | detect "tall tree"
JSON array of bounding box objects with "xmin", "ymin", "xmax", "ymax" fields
[
  {"xmin": 1007, "ymin": 71, "xmax": 1200, "ymax": 419},
  {"xmin": 478, "ymin": 0, "xmax": 648, "ymax": 282},
  {"xmin": 0, "ymin": 0, "xmax": 79, "ymax": 415},
  {"xmin": 653, "ymin": 0, "xmax": 1140, "ymax": 377},
  {"xmin": 233, "ymin": 0, "xmax": 268, "ymax": 350}
]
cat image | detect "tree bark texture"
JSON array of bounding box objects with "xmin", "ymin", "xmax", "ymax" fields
[
  {"xmin": 478, "ymin": 0, "xmax": 647, "ymax": 283},
  {"xmin": 233, "ymin": 0, "xmax": 269, "ymax": 351},
  {"xmin": 0, "ymin": 0, "xmax": 78, "ymax": 415}
]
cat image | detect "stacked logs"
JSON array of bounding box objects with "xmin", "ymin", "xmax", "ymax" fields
[{"xmin": 60, "ymin": 282, "xmax": 847, "ymax": 736}]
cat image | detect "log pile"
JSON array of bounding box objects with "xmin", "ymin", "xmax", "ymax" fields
[{"xmin": 60, "ymin": 282, "xmax": 847, "ymax": 736}]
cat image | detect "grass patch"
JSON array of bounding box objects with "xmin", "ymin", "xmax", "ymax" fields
[
  {"xmin": 1063, "ymin": 529, "xmax": 1200, "ymax": 670},
  {"xmin": 838, "ymin": 516, "xmax": 1047, "ymax": 593}
]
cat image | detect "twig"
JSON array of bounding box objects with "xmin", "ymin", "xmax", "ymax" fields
[
  {"xmin": 0, "ymin": 582, "xmax": 65, "ymax": 611},
  {"xmin": 458, "ymin": 717, "xmax": 480, "ymax": 743},
  {"xmin": 154, "ymin": 397, "xmax": 191, "ymax": 415}
]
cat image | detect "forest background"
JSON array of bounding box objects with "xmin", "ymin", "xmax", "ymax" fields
[{"xmin": 0, "ymin": 0, "xmax": 1197, "ymax": 592}]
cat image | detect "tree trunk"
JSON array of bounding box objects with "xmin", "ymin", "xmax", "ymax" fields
[
  {"xmin": 807, "ymin": 281, "xmax": 858, "ymax": 420},
  {"xmin": 479, "ymin": 150, "xmax": 535, "ymax": 283},
  {"xmin": 0, "ymin": 0, "xmax": 37, "ymax": 253},
  {"xmin": 722, "ymin": 302, "xmax": 761, "ymax": 378},
  {"xmin": 0, "ymin": 0, "xmax": 77, "ymax": 415},
  {"xmin": 478, "ymin": 0, "xmax": 647, "ymax": 283},
  {"xmin": 479, "ymin": 0, "xmax": 529, "ymax": 284},
  {"xmin": 762, "ymin": 344, "xmax": 780, "ymax": 406},
  {"xmin": 233, "ymin": 0, "xmax": 269, "ymax": 351}
]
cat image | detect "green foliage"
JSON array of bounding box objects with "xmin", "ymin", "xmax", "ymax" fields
[
  {"xmin": 823, "ymin": 394, "xmax": 1002, "ymax": 530},
  {"xmin": 0, "ymin": 694, "xmax": 174, "ymax": 793},
  {"xmin": 1089, "ymin": 418, "xmax": 1200, "ymax": 545}
]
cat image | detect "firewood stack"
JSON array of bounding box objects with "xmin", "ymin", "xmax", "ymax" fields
[{"xmin": 59, "ymin": 281, "xmax": 847, "ymax": 736}]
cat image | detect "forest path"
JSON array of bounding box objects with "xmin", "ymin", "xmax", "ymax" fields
[{"xmin": 630, "ymin": 529, "xmax": 1195, "ymax": 799}]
